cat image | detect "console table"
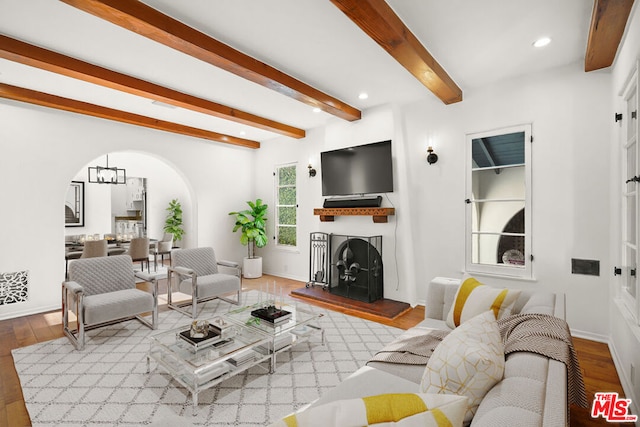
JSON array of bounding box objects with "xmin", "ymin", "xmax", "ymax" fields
[{"xmin": 313, "ymin": 207, "xmax": 395, "ymax": 223}]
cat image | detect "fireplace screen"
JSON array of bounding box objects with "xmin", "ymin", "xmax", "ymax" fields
[{"xmin": 329, "ymin": 234, "xmax": 383, "ymax": 303}]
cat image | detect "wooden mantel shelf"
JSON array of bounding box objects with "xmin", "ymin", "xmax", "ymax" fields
[{"xmin": 313, "ymin": 207, "xmax": 395, "ymax": 223}]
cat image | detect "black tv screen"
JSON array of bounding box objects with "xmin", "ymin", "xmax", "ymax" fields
[{"xmin": 321, "ymin": 140, "xmax": 394, "ymax": 196}]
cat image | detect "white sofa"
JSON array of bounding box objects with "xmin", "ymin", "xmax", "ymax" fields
[{"xmin": 311, "ymin": 277, "xmax": 568, "ymax": 427}]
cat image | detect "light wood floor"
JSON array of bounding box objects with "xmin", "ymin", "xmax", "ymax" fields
[{"xmin": 0, "ymin": 274, "xmax": 627, "ymax": 426}]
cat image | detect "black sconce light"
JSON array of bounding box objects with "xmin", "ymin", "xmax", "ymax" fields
[
  {"xmin": 308, "ymin": 164, "xmax": 317, "ymax": 177},
  {"xmin": 426, "ymin": 146, "xmax": 439, "ymax": 165}
]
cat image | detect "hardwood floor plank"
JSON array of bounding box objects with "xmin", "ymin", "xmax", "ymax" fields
[
  {"xmin": 11, "ymin": 320, "xmax": 37, "ymax": 350},
  {"xmin": 4, "ymin": 400, "xmax": 29, "ymax": 427},
  {"xmin": 0, "ymin": 274, "xmax": 627, "ymax": 426}
]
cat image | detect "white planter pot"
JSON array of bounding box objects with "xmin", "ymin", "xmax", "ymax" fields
[{"xmin": 243, "ymin": 256, "xmax": 263, "ymax": 279}]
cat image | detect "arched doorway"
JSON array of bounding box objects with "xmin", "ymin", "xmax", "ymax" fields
[{"xmin": 63, "ymin": 151, "xmax": 196, "ymax": 249}]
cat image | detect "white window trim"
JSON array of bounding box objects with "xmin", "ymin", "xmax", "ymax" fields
[
  {"xmin": 465, "ymin": 123, "xmax": 533, "ymax": 279},
  {"xmin": 274, "ymin": 162, "xmax": 298, "ymax": 249},
  {"xmin": 618, "ymin": 63, "xmax": 639, "ymax": 321}
]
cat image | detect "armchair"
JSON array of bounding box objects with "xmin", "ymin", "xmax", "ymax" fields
[
  {"xmin": 167, "ymin": 247, "xmax": 241, "ymax": 318},
  {"xmin": 62, "ymin": 254, "xmax": 158, "ymax": 350}
]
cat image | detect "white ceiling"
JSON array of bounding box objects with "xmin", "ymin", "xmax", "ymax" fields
[{"xmin": 0, "ymin": 0, "xmax": 594, "ymax": 144}]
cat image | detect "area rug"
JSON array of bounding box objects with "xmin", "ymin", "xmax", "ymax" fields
[{"xmin": 11, "ymin": 291, "xmax": 403, "ymax": 426}]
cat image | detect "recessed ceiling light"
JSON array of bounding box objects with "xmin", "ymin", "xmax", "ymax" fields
[
  {"xmin": 240, "ymin": 131, "xmax": 246, "ymax": 136},
  {"xmin": 313, "ymin": 107, "xmax": 322, "ymax": 113},
  {"xmin": 358, "ymin": 92, "xmax": 369, "ymax": 100},
  {"xmin": 533, "ymin": 37, "xmax": 551, "ymax": 48}
]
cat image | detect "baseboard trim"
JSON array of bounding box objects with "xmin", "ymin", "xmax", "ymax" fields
[
  {"xmin": 261, "ymin": 270, "xmax": 307, "ymax": 283},
  {"xmin": 570, "ymin": 328, "xmax": 609, "ymax": 343},
  {"xmin": 0, "ymin": 303, "xmax": 61, "ymax": 321},
  {"xmin": 608, "ymin": 340, "xmax": 639, "ymax": 419}
]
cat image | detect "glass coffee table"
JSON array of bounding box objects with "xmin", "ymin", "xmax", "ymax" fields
[
  {"xmin": 223, "ymin": 296, "xmax": 324, "ymax": 372},
  {"xmin": 147, "ymin": 317, "xmax": 272, "ymax": 414}
]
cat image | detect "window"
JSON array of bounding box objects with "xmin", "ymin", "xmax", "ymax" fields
[
  {"xmin": 465, "ymin": 124, "xmax": 532, "ymax": 278},
  {"xmin": 619, "ymin": 64, "xmax": 639, "ymax": 319},
  {"xmin": 275, "ymin": 163, "xmax": 297, "ymax": 248}
]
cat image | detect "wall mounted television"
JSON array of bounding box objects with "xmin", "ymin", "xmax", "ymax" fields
[{"xmin": 320, "ymin": 140, "xmax": 394, "ymax": 197}]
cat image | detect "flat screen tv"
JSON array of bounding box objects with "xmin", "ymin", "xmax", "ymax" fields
[{"xmin": 321, "ymin": 140, "xmax": 394, "ymax": 197}]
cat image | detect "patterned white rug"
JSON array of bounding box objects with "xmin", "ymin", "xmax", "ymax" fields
[{"xmin": 12, "ymin": 291, "xmax": 403, "ymax": 426}]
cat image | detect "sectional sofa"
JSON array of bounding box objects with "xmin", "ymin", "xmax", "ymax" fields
[{"xmin": 309, "ymin": 277, "xmax": 569, "ymax": 426}]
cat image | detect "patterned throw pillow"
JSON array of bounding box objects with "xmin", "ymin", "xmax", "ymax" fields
[
  {"xmin": 268, "ymin": 393, "xmax": 468, "ymax": 427},
  {"xmin": 445, "ymin": 276, "xmax": 521, "ymax": 329},
  {"xmin": 420, "ymin": 310, "xmax": 505, "ymax": 425}
]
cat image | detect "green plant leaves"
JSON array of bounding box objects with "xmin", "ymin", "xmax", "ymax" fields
[
  {"xmin": 164, "ymin": 198, "xmax": 184, "ymax": 241},
  {"xmin": 229, "ymin": 199, "xmax": 268, "ymax": 258}
]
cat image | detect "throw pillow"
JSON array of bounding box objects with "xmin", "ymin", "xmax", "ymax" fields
[
  {"xmin": 268, "ymin": 393, "xmax": 467, "ymax": 427},
  {"xmin": 420, "ymin": 310, "xmax": 505, "ymax": 425},
  {"xmin": 445, "ymin": 276, "xmax": 521, "ymax": 328}
]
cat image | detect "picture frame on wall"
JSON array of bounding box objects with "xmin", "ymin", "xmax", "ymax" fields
[{"xmin": 65, "ymin": 181, "xmax": 84, "ymax": 227}]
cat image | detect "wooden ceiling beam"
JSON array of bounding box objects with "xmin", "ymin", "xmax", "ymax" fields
[
  {"xmin": 330, "ymin": 0, "xmax": 462, "ymax": 105},
  {"xmin": 585, "ymin": 0, "xmax": 635, "ymax": 72},
  {"xmin": 60, "ymin": 0, "xmax": 362, "ymax": 121},
  {"xmin": 0, "ymin": 34, "xmax": 303, "ymax": 139},
  {"xmin": 0, "ymin": 83, "xmax": 260, "ymax": 149}
]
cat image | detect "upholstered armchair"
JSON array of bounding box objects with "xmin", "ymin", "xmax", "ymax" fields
[
  {"xmin": 62, "ymin": 254, "xmax": 158, "ymax": 350},
  {"xmin": 167, "ymin": 247, "xmax": 241, "ymax": 318}
]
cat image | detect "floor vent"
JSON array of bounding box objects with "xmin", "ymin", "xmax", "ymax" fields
[{"xmin": 0, "ymin": 270, "xmax": 29, "ymax": 305}]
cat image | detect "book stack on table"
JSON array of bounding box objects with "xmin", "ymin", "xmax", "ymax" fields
[
  {"xmin": 178, "ymin": 326, "xmax": 221, "ymax": 351},
  {"xmin": 228, "ymin": 349, "xmax": 255, "ymax": 367},
  {"xmin": 250, "ymin": 306, "xmax": 292, "ymax": 325}
]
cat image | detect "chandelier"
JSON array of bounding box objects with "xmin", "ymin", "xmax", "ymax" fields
[{"xmin": 87, "ymin": 155, "xmax": 126, "ymax": 184}]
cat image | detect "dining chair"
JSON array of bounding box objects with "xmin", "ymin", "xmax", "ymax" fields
[
  {"xmin": 127, "ymin": 237, "xmax": 150, "ymax": 272},
  {"xmin": 81, "ymin": 240, "xmax": 108, "ymax": 258},
  {"xmin": 65, "ymin": 250, "xmax": 83, "ymax": 279},
  {"xmin": 153, "ymin": 232, "xmax": 173, "ymax": 270}
]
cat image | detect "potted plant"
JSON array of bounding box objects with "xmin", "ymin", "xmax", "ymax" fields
[
  {"xmin": 164, "ymin": 198, "xmax": 184, "ymax": 245},
  {"xmin": 229, "ymin": 199, "xmax": 268, "ymax": 278}
]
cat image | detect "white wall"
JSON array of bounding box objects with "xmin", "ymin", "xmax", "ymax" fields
[
  {"xmin": 254, "ymin": 62, "xmax": 611, "ymax": 340},
  {"xmin": 256, "ymin": 105, "xmax": 417, "ymax": 304},
  {"xmin": 608, "ymin": 1, "xmax": 640, "ymax": 413},
  {"xmin": 0, "ymin": 100, "xmax": 255, "ymax": 320},
  {"xmin": 401, "ymin": 62, "xmax": 611, "ymax": 340}
]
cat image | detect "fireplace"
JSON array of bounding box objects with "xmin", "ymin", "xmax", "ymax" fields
[{"xmin": 329, "ymin": 234, "xmax": 383, "ymax": 303}]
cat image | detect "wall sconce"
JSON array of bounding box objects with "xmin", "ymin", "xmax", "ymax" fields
[
  {"xmin": 426, "ymin": 146, "xmax": 439, "ymax": 165},
  {"xmin": 308, "ymin": 164, "xmax": 317, "ymax": 177}
]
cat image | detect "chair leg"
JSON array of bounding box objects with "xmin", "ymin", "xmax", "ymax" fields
[
  {"xmin": 192, "ymin": 275, "xmax": 198, "ymax": 319},
  {"xmin": 62, "ymin": 289, "xmax": 85, "ymax": 350}
]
